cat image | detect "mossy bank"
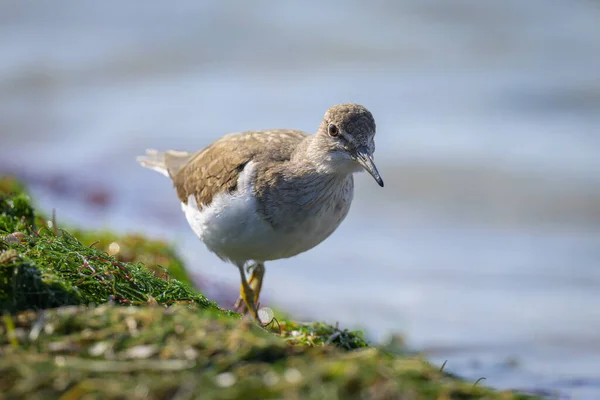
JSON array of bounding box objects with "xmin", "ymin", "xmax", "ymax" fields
[{"xmin": 0, "ymin": 176, "xmax": 536, "ymax": 399}]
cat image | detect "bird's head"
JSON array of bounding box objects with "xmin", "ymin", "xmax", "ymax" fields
[{"xmin": 316, "ymin": 103, "xmax": 383, "ymax": 187}]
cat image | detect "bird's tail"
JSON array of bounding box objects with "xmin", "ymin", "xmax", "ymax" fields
[{"xmin": 136, "ymin": 149, "xmax": 192, "ymax": 178}]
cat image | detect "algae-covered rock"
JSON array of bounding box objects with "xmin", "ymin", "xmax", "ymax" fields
[
  {"xmin": 0, "ymin": 176, "xmax": 218, "ymax": 314},
  {"xmin": 0, "ymin": 176, "xmax": 538, "ymax": 399},
  {"xmin": 0, "ymin": 305, "xmax": 534, "ymax": 400}
]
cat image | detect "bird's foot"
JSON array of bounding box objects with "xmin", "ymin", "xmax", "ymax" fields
[{"xmin": 234, "ymin": 262, "xmax": 265, "ymax": 320}]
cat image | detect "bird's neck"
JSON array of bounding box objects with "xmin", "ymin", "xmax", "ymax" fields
[
  {"xmin": 284, "ymin": 134, "xmax": 355, "ymax": 214},
  {"xmin": 254, "ymin": 135, "xmax": 355, "ymax": 228},
  {"xmin": 256, "ymin": 162, "xmax": 354, "ymax": 230}
]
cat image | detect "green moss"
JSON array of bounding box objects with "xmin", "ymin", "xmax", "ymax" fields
[
  {"xmin": 0, "ymin": 176, "xmax": 539, "ymax": 399},
  {"xmin": 69, "ymin": 229, "xmax": 193, "ymax": 287},
  {"xmin": 0, "ymin": 177, "xmax": 220, "ymax": 314},
  {"xmin": 0, "ymin": 305, "xmax": 534, "ymax": 400},
  {"xmin": 0, "ymin": 229, "xmax": 221, "ymax": 313},
  {"xmin": 0, "ymin": 193, "xmax": 35, "ymax": 233},
  {"xmin": 277, "ymin": 320, "xmax": 369, "ymax": 350}
]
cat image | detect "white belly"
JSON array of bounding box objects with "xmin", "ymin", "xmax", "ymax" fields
[
  {"xmin": 182, "ymin": 191, "xmax": 348, "ymax": 264},
  {"xmin": 181, "ymin": 162, "xmax": 352, "ymax": 265}
]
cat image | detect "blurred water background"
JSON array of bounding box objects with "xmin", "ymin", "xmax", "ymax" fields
[{"xmin": 1, "ymin": 1, "xmax": 600, "ymax": 397}]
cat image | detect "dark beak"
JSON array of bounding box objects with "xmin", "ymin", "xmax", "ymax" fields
[{"xmin": 352, "ymin": 146, "xmax": 384, "ymax": 187}]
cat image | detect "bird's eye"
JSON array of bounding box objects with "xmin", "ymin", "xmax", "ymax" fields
[{"xmin": 328, "ymin": 124, "xmax": 339, "ymax": 137}]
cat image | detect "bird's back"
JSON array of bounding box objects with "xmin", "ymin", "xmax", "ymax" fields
[
  {"xmin": 138, "ymin": 129, "xmax": 308, "ymax": 208},
  {"xmin": 172, "ymin": 129, "xmax": 307, "ymax": 208}
]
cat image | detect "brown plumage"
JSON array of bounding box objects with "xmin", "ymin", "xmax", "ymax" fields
[{"xmin": 172, "ymin": 129, "xmax": 307, "ymax": 208}]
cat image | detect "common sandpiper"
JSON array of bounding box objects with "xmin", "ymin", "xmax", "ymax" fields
[{"xmin": 137, "ymin": 103, "xmax": 383, "ymax": 320}]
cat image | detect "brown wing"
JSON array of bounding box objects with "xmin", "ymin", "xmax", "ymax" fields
[{"xmin": 172, "ymin": 129, "xmax": 307, "ymax": 207}]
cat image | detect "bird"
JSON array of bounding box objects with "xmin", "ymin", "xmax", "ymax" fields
[{"xmin": 137, "ymin": 103, "xmax": 383, "ymax": 321}]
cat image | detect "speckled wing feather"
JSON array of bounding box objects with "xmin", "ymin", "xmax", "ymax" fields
[{"xmin": 172, "ymin": 129, "xmax": 307, "ymax": 207}]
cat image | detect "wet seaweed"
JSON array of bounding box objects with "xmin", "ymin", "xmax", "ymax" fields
[
  {"xmin": 0, "ymin": 176, "xmax": 538, "ymax": 399},
  {"xmin": 0, "ymin": 305, "xmax": 535, "ymax": 400},
  {"xmin": 0, "ymin": 178, "xmax": 219, "ymax": 314}
]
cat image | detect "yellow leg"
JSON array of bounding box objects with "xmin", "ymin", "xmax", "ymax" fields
[
  {"xmin": 235, "ymin": 262, "xmax": 265, "ymax": 317},
  {"xmin": 237, "ymin": 263, "xmax": 258, "ymax": 320},
  {"xmin": 249, "ymin": 262, "xmax": 265, "ymax": 306}
]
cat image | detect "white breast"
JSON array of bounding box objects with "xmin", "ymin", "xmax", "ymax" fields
[{"xmin": 181, "ymin": 161, "xmax": 354, "ymax": 265}]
